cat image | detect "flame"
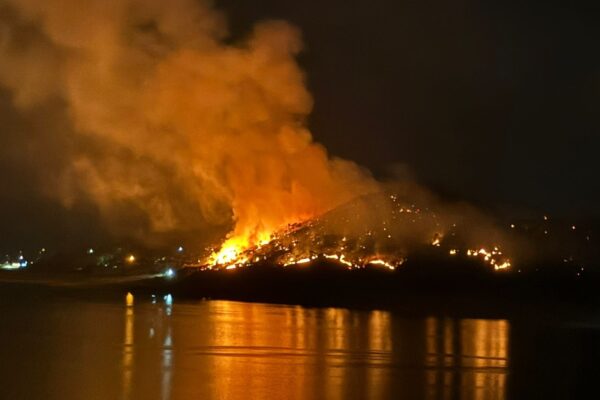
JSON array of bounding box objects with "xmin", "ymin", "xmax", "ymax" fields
[
  {"xmin": 367, "ymin": 259, "xmax": 397, "ymax": 270},
  {"xmin": 466, "ymin": 247, "xmax": 511, "ymax": 271},
  {"xmin": 209, "ymin": 238, "xmax": 247, "ymax": 266},
  {"xmin": 338, "ymin": 255, "xmax": 354, "ymax": 268},
  {"xmin": 208, "ymin": 231, "xmax": 272, "ymax": 267},
  {"xmin": 430, "ymin": 231, "xmax": 443, "ymax": 247}
]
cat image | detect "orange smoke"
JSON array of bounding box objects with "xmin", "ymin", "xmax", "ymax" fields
[{"xmin": 0, "ymin": 1, "xmax": 377, "ymax": 250}]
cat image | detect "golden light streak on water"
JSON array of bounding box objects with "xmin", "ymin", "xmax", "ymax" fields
[
  {"xmin": 366, "ymin": 310, "xmax": 392, "ymax": 400},
  {"xmin": 122, "ymin": 299, "xmax": 134, "ymax": 400},
  {"xmin": 424, "ymin": 318, "xmax": 509, "ymax": 400}
]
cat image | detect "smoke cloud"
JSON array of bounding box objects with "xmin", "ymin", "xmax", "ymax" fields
[{"xmin": 0, "ymin": 0, "xmax": 376, "ymax": 247}]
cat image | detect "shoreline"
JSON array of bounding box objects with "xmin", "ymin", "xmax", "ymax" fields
[{"xmin": 2, "ymin": 261, "xmax": 599, "ymax": 320}]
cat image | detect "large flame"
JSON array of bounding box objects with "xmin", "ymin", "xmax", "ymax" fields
[{"xmin": 209, "ymin": 232, "xmax": 270, "ymax": 266}]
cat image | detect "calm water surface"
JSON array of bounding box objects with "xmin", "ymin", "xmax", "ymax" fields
[{"xmin": 0, "ymin": 292, "xmax": 594, "ymax": 399}]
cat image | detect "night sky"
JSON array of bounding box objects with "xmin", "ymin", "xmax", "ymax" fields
[
  {"xmin": 1, "ymin": 0, "xmax": 599, "ymax": 251},
  {"xmin": 221, "ymin": 0, "xmax": 600, "ymax": 212}
]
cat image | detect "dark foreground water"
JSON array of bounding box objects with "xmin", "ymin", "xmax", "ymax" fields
[{"xmin": 0, "ymin": 291, "xmax": 598, "ymax": 399}]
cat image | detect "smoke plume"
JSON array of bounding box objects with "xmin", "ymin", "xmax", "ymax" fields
[{"xmin": 0, "ymin": 0, "xmax": 377, "ymax": 247}]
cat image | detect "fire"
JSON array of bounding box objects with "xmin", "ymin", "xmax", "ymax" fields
[
  {"xmin": 208, "ymin": 230, "xmax": 273, "ymax": 267},
  {"xmin": 466, "ymin": 247, "xmax": 511, "ymax": 271},
  {"xmin": 283, "ymin": 257, "xmax": 312, "ymax": 267},
  {"xmin": 367, "ymin": 259, "xmax": 397, "ymax": 270},
  {"xmin": 200, "ymin": 192, "xmax": 515, "ymax": 274},
  {"xmin": 338, "ymin": 255, "xmax": 355, "ymax": 268},
  {"xmin": 209, "ymin": 238, "xmax": 247, "ymax": 266}
]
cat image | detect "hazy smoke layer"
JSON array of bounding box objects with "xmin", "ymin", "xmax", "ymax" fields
[{"xmin": 0, "ymin": 0, "xmax": 376, "ymax": 245}]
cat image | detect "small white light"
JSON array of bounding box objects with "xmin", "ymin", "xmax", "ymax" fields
[{"xmin": 164, "ymin": 268, "xmax": 176, "ymax": 279}]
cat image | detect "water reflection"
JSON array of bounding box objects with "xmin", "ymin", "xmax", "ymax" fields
[
  {"xmin": 116, "ymin": 298, "xmax": 509, "ymax": 400},
  {"xmin": 424, "ymin": 318, "xmax": 508, "ymax": 400},
  {"xmin": 122, "ymin": 305, "xmax": 134, "ymax": 399},
  {"xmin": 0, "ymin": 294, "xmax": 511, "ymax": 400}
]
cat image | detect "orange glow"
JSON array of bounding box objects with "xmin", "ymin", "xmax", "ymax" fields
[
  {"xmin": 125, "ymin": 292, "xmax": 134, "ymax": 307},
  {"xmin": 209, "ymin": 238, "xmax": 247, "ymax": 266},
  {"xmin": 208, "ymin": 231, "xmax": 272, "ymax": 267},
  {"xmin": 338, "ymin": 255, "xmax": 354, "ymax": 268},
  {"xmin": 467, "ymin": 247, "xmax": 512, "ymax": 271},
  {"xmin": 367, "ymin": 259, "xmax": 397, "ymax": 270},
  {"xmin": 199, "ymin": 194, "xmax": 514, "ymax": 274}
]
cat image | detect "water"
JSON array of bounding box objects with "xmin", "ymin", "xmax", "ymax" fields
[{"xmin": 0, "ymin": 292, "xmax": 596, "ymax": 399}]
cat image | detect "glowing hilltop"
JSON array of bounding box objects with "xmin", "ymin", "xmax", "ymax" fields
[{"xmin": 201, "ymin": 191, "xmax": 513, "ymax": 272}]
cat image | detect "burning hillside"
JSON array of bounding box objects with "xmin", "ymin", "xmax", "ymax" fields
[{"xmin": 202, "ymin": 189, "xmax": 513, "ymax": 273}]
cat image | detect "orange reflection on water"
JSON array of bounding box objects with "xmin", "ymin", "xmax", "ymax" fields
[
  {"xmin": 425, "ymin": 317, "xmax": 509, "ymax": 400},
  {"xmin": 122, "ymin": 303, "xmax": 134, "ymax": 399},
  {"xmin": 116, "ymin": 300, "xmax": 509, "ymax": 400}
]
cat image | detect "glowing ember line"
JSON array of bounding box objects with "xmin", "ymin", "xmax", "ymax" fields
[{"xmin": 367, "ymin": 259, "xmax": 396, "ymax": 270}]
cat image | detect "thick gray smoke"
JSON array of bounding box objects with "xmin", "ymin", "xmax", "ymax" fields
[{"xmin": 0, "ymin": 0, "xmax": 376, "ymax": 247}]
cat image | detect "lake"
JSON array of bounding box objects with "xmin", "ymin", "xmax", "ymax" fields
[{"xmin": 0, "ymin": 291, "xmax": 597, "ymax": 399}]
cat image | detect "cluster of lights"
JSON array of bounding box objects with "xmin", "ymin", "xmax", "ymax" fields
[
  {"xmin": 126, "ymin": 292, "xmax": 173, "ymax": 310},
  {"xmin": 1, "ymin": 254, "xmax": 29, "ymax": 270}
]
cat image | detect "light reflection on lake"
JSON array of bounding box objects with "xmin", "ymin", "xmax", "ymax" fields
[{"xmin": 0, "ymin": 294, "xmax": 510, "ymax": 399}]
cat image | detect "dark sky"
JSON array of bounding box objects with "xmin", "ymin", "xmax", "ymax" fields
[
  {"xmin": 220, "ymin": 0, "xmax": 600, "ymax": 214},
  {"xmin": 1, "ymin": 0, "xmax": 600, "ymax": 251}
]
